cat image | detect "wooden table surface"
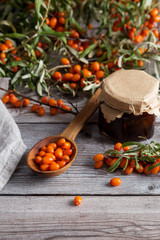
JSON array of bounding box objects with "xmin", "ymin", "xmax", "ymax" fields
[{"xmin": 1, "ymin": 78, "xmax": 160, "ymax": 240}]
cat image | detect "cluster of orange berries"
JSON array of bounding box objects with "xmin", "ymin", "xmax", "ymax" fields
[
  {"xmin": 93, "ymin": 142, "xmax": 160, "ymax": 175},
  {"xmin": 34, "ymin": 138, "xmax": 73, "ymax": 171},
  {"xmin": 52, "ymin": 58, "xmax": 105, "ymax": 90},
  {"xmin": 2, "ymin": 93, "xmax": 30, "ymax": 108},
  {"xmin": 31, "ymin": 97, "xmax": 71, "ymax": 116}
]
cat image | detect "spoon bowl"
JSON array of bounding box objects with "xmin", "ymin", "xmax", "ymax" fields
[{"xmin": 27, "ymin": 88, "xmax": 101, "ymax": 177}]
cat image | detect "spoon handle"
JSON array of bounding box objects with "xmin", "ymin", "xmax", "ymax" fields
[{"xmin": 60, "ymin": 88, "xmax": 101, "ymax": 141}]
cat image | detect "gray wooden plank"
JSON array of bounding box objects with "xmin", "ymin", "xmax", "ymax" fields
[
  {"xmin": 1, "ymin": 123, "xmax": 160, "ymax": 195},
  {"xmin": 0, "ymin": 195, "xmax": 160, "ymax": 240}
]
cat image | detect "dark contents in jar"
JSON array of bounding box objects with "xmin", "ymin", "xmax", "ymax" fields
[{"xmin": 98, "ymin": 106, "xmax": 155, "ymax": 142}]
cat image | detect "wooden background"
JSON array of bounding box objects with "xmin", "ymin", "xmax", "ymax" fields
[{"xmin": 1, "ymin": 78, "xmax": 160, "ymax": 240}]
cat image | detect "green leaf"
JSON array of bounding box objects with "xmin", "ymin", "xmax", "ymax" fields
[
  {"xmin": 11, "ymin": 69, "xmax": 23, "ymax": 84},
  {"xmin": 0, "ymin": 20, "xmax": 16, "ymax": 32},
  {"xmin": 1, "ymin": 33, "xmax": 26, "ymax": 39},
  {"xmin": 35, "ymin": 0, "xmax": 43, "ymax": 21},
  {"xmin": 107, "ymin": 157, "xmax": 123, "ymax": 173},
  {"xmin": 79, "ymin": 42, "xmax": 98, "ymax": 58}
]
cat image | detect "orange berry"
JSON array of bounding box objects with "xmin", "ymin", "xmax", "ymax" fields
[
  {"xmin": 37, "ymin": 41, "xmax": 42, "ymax": 48},
  {"xmin": 120, "ymin": 158, "xmax": 128, "ymax": 168},
  {"xmin": 5, "ymin": 39, "xmax": 13, "ymax": 48},
  {"xmin": 109, "ymin": 158, "xmax": 118, "ymax": 166},
  {"xmin": 57, "ymin": 99, "xmax": 63, "ymax": 106},
  {"xmin": 41, "ymin": 146, "xmax": 47, "ymax": 152},
  {"xmin": 46, "ymin": 145, "xmax": 54, "ymax": 154},
  {"xmin": 63, "ymin": 148, "xmax": 73, "ymax": 157},
  {"xmin": 88, "ymin": 23, "xmax": 93, "ymax": 30},
  {"xmin": 67, "ymin": 39, "xmax": 74, "ymax": 46},
  {"xmin": 151, "ymin": 163, "xmax": 159, "ymax": 174},
  {"xmin": 60, "ymin": 57, "xmax": 70, "ymax": 65},
  {"xmin": 106, "ymin": 62, "xmax": 114, "ymax": 69},
  {"xmin": 49, "ymin": 17, "xmax": 57, "ymax": 29},
  {"xmin": 142, "ymin": 28, "xmax": 149, "ymax": 37},
  {"xmin": 71, "ymin": 73, "xmax": 81, "ymax": 82},
  {"xmin": 152, "ymin": 15, "xmax": 160, "ymax": 22},
  {"xmin": 61, "ymin": 155, "xmax": 70, "ymax": 163},
  {"xmin": 34, "ymin": 156, "xmax": 42, "ymax": 165},
  {"xmin": 70, "ymin": 31, "xmax": 79, "ymax": 39},
  {"xmin": 45, "ymin": 18, "xmax": 50, "ymax": 25},
  {"xmin": 73, "ymin": 64, "xmax": 81, "ymax": 73},
  {"xmin": 71, "ymin": 43, "xmax": 78, "ymax": 50},
  {"xmin": 55, "ymin": 26, "xmax": 65, "ymax": 32},
  {"xmin": 9, "ymin": 94, "xmax": 17, "ymax": 104},
  {"xmin": 49, "ymin": 162, "xmax": 60, "ymax": 171},
  {"xmin": 41, "ymin": 96, "xmax": 48, "ymax": 104},
  {"xmin": 70, "ymin": 83, "xmax": 77, "ymax": 89},
  {"xmin": 38, "ymin": 151, "xmax": 46, "ymax": 157},
  {"xmin": 94, "ymin": 161, "xmax": 103, "ymax": 168},
  {"xmin": 130, "ymin": 160, "xmax": 136, "ymax": 168},
  {"xmin": 138, "ymin": 47, "xmax": 144, "ymax": 54},
  {"xmin": 58, "ymin": 16, "xmax": 65, "ymax": 25},
  {"xmin": 12, "ymin": 66, "xmax": 18, "ymax": 73},
  {"xmin": 61, "ymin": 105, "xmax": 71, "ymax": 112},
  {"xmin": 0, "ymin": 52, "xmax": 6, "ymax": 58},
  {"xmin": 82, "ymin": 68, "xmax": 92, "ymax": 77},
  {"xmin": 35, "ymin": 50, "xmax": 42, "ymax": 58},
  {"xmin": 40, "ymin": 164, "xmax": 49, "ymax": 171},
  {"xmin": 123, "ymin": 146, "xmax": 130, "ymax": 151},
  {"xmin": 11, "ymin": 47, "xmax": 17, "ymax": 54},
  {"xmin": 14, "ymin": 56, "xmax": 22, "ymax": 61},
  {"xmin": 92, "ymin": 61, "xmax": 100, "ymax": 72},
  {"xmin": 74, "ymin": 196, "xmax": 82, "ymax": 206},
  {"xmin": 42, "ymin": 156, "xmax": 54, "ymax": 165},
  {"xmin": 136, "ymin": 163, "xmax": 144, "ymax": 174},
  {"xmin": 2, "ymin": 94, "xmax": 9, "ymax": 103},
  {"xmin": 57, "ymin": 160, "xmax": 67, "ymax": 168},
  {"xmin": 57, "ymin": 138, "xmax": 66, "ymax": 147},
  {"xmin": 150, "ymin": 8, "xmax": 159, "ymax": 17},
  {"xmin": 144, "ymin": 164, "xmax": 151, "ymax": 175},
  {"xmin": 153, "ymin": 29, "xmax": 159, "ymax": 38},
  {"xmin": 134, "ymin": 35, "xmax": 143, "ymax": 43},
  {"xmin": 63, "ymin": 73, "xmax": 73, "ymax": 81},
  {"xmin": 95, "ymin": 70, "xmax": 104, "ymax": 79},
  {"xmin": 114, "ymin": 142, "xmax": 122, "ymax": 151},
  {"xmin": 23, "ymin": 98, "xmax": 30, "ymax": 106},
  {"xmin": 52, "ymin": 71, "xmax": 62, "ymax": 80},
  {"xmin": 62, "ymin": 141, "xmax": 71, "ymax": 150},
  {"xmin": 0, "ymin": 43, "xmax": 8, "ymax": 52},
  {"xmin": 138, "ymin": 60, "xmax": 143, "ymax": 67},
  {"xmin": 80, "ymin": 78, "xmax": 86, "ymax": 88},
  {"xmin": 110, "ymin": 178, "xmax": 122, "ymax": 187},
  {"xmin": 38, "ymin": 107, "xmax": 45, "ymax": 116},
  {"xmin": 50, "ymin": 108, "xmax": 59, "ymax": 115},
  {"xmin": 14, "ymin": 100, "xmax": 22, "ymax": 108},
  {"xmin": 48, "ymin": 99, "xmax": 57, "ymax": 107},
  {"xmin": 58, "ymin": 11, "xmax": 66, "ymax": 17},
  {"xmin": 48, "ymin": 143, "xmax": 57, "ymax": 150},
  {"xmin": 125, "ymin": 166, "xmax": 134, "ymax": 175},
  {"xmin": 93, "ymin": 153, "xmax": 104, "ymax": 162},
  {"xmin": 78, "ymin": 46, "xmax": 84, "ymax": 52},
  {"xmin": 31, "ymin": 104, "xmax": 39, "ymax": 112},
  {"xmin": 55, "ymin": 148, "xmax": 63, "ymax": 159},
  {"xmin": 44, "ymin": 153, "xmax": 55, "ymax": 160}
]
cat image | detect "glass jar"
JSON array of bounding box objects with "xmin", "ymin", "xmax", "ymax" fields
[{"xmin": 99, "ymin": 69, "xmax": 160, "ymax": 142}]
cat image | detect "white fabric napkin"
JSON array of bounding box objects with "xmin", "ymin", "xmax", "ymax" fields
[{"xmin": 0, "ymin": 79, "xmax": 27, "ymax": 190}]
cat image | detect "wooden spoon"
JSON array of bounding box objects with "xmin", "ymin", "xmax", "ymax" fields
[{"xmin": 27, "ymin": 88, "xmax": 101, "ymax": 177}]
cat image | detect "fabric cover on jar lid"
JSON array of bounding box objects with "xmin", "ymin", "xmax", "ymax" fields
[{"xmin": 100, "ymin": 69, "xmax": 160, "ymax": 123}]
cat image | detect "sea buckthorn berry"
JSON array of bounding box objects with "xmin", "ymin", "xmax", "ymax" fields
[
  {"xmin": 63, "ymin": 148, "xmax": 73, "ymax": 157},
  {"xmin": 41, "ymin": 96, "xmax": 48, "ymax": 104},
  {"xmin": 0, "ymin": 52, "xmax": 6, "ymax": 59},
  {"xmin": 125, "ymin": 166, "xmax": 134, "ymax": 175},
  {"xmin": 152, "ymin": 15, "xmax": 160, "ymax": 22},
  {"xmin": 105, "ymin": 157, "xmax": 112, "ymax": 166},
  {"xmin": 0, "ymin": 43, "xmax": 8, "ymax": 52},
  {"xmin": 123, "ymin": 146, "xmax": 130, "ymax": 151},
  {"xmin": 2, "ymin": 94, "xmax": 9, "ymax": 103},
  {"xmin": 57, "ymin": 138, "xmax": 66, "ymax": 147},
  {"xmin": 153, "ymin": 29, "xmax": 159, "ymax": 38},
  {"xmin": 58, "ymin": 16, "xmax": 65, "ymax": 25},
  {"xmin": 42, "ymin": 156, "xmax": 54, "ymax": 165},
  {"xmin": 71, "ymin": 43, "xmax": 78, "ymax": 50},
  {"xmin": 120, "ymin": 158, "xmax": 128, "ymax": 168},
  {"xmin": 55, "ymin": 148, "xmax": 63, "ymax": 159},
  {"xmin": 71, "ymin": 73, "xmax": 81, "ymax": 82},
  {"xmin": 93, "ymin": 153, "xmax": 104, "ymax": 162},
  {"xmin": 151, "ymin": 163, "xmax": 159, "ymax": 174},
  {"xmin": 48, "ymin": 99, "xmax": 57, "ymax": 107},
  {"xmin": 44, "ymin": 153, "xmax": 56, "ymax": 160},
  {"xmin": 71, "ymin": 31, "xmax": 79, "ymax": 39},
  {"xmin": 14, "ymin": 56, "xmax": 22, "ymax": 61},
  {"xmin": 61, "ymin": 105, "xmax": 71, "ymax": 112},
  {"xmin": 57, "ymin": 99, "xmax": 63, "ymax": 107},
  {"xmin": 46, "ymin": 145, "xmax": 54, "ymax": 154},
  {"xmin": 5, "ymin": 39, "xmax": 13, "ymax": 48},
  {"xmin": 38, "ymin": 151, "xmax": 46, "ymax": 157},
  {"xmin": 48, "ymin": 143, "xmax": 57, "ymax": 150},
  {"xmin": 142, "ymin": 29, "xmax": 149, "ymax": 37},
  {"xmin": 130, "ymin": 160, "xmax": 136, "ymax": 168},
  {"xmin": 70, "ymin": 83, "xmax": 77, "ymax": 89},
  {"xmin": 11, "ymin": 47, "xmax": 17, "ymax": 54},
  {"xmin": 109, "ymin": 158, "xmax": 118, "ymax": 166},
  {"xmin": 138, "ymin": 60, "xmax": 143, "ymax": 67},
  {"xmin": 50, "ymin": 108, "xmax": 59, "ymax": 115},
  {"xmin": 88, "ymin": 23, "xmax": 93, "ymax": 30},
  {"xmin": 114, "ymin": 142, "xmax": 122, "ymax": 151},
  {"xmin": 67, "ymin": 39, "xmax": 74, "ymax": 46},
  {"xmin": 61, "ymin": 155, "xmax": 70, "ymax": 163},
  {"xmin": 136, "ymin": 163, "xmax": 144, "ymax": 174},
  {"xmin": 74, "ymin": 196, "xmax": 82, "ymax": 206},
  {"xmin": 57, "ymin": 160, "xmax": 66, "ymax": 168},
  {"xmin": 23, "ymin": 98, "xmax": 30, "ymax": 106},
  {"xmin": 34, "ymin": 156, "xmax": 42, "ymax": 165},
  {"xmin": 92, "ymin": 61, "xmax": 100, "ymax": 72},
  {"xmin": 38, "ymin": 106, "xmax": 45, "ymax": 116},
  {"xmin": 49, "ymin": 17, "xmax": 57, "ymax": 29},
  {"xmin": 52, "ymin": 71, "xmax": 62, "ymax": 80},
  {"xmin": 78, "ymin": 46, "xmax": 84, "ymax": 52},
  {"xmin": 60, "ymin": 57, "xmax": 70, "ymax": 65},
  {"xmin": 63, "ymin": 73, "xmax": 73, "ymax": 81},
  {"xmin": 12, "ymin": 66, "xmax": 18, "ymax": 73},
  {"xmin": 73, "ymin": 64, "xmax": 81, "ymax": 73},
  {"xmin": 110, "ymin": 178, "xmax": 122, "ymax": 187},
  {"xmin": 40, "ymin": 164, "xmax": 49, "ymax": 171},
  {"xmin": 49, "ymin": 162, "xmax": 60, "ymax": 171},
  {"xmin": 41, "ymin": 146, "xmax": 47, "ymax": 152},
  {"xmin": 134, "ymin": 35, "xmax": 143, "ymax": 43},
  {"xmin": 55, "ymin": 26, "xmax": 65, "ymax": 32},
  {"xmin": 62, "ymin": 141, "xmax": 71, "ymax": 150},
  {"xmin": 45, "ymin": 18, "xmax": 50, "ymax": 25},
  {"xmin": 95, "ymin": 70, "xmax": 104, "ymax": 79},
  {"xmin": 144, "ymin": 164, "xmax": 151, "ymax": 175},
  {"xmin": 95, "ymin": 161, "xmax": 103, "ymax": 168},
  {"xmin": 82, "ymin": 68, "xmax": 92, "ymax": 77},
  {"xmin": 9, "ymin": 94, "xmax": 17, "ymax": 104},
  {"xmin": 150, "ymin": 8, "xmax": 158, "ymax": 17},
  {"xmin": 37, "ymin": 41, "xmax": 42, "ymax": 48},
  {"xmin": 31, "ymin": 104, "xmax": 39, "ymax": 112},
  {"xmin": 14, "ymin": 100, "xmax": 22, "ymax": 108}
]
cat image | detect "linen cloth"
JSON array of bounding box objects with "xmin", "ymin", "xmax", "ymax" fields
[{"xmin": 0, "ymin": 79, "xmax": 27, "ymax": 190}]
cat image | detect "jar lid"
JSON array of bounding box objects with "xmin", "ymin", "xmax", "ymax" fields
[{"xmin": 100, "ymin": 69, "xmax": 160, "ymax": 123}]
